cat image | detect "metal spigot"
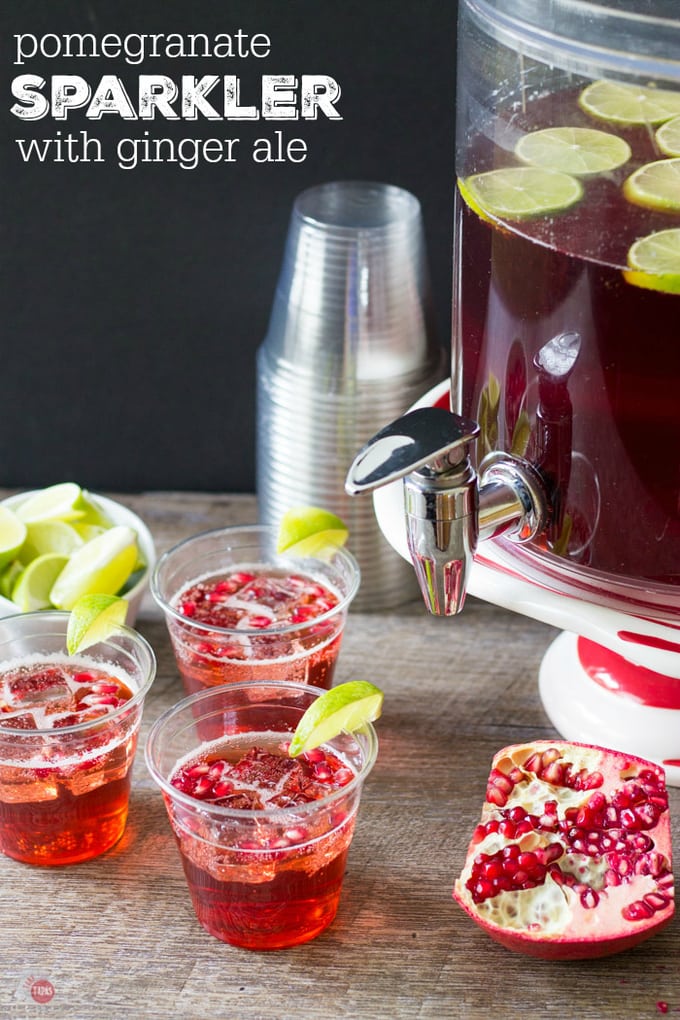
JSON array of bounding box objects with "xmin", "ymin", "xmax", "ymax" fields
[{"xmin": 345, "ymin": 406, "xmax": 549, "ymax": 616}]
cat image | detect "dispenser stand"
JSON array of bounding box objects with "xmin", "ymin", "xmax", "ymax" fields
[{"xmin": 538, "ymin": 631, "xmax": 680, "ymax": 787}]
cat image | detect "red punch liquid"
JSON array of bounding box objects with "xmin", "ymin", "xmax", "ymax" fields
[
  {"xmin": 168, "ymin": 737, "xmax": 358, "ymax": 949},
  {"xmin": 169, "ymin": 568, "xmax": 343, "ymax": 694},
  {"xmin": 455, "ymin": 86, "xmax": 680, "ymax": 600},
  {"xmin": 0, "ymin": 661, "xmax": 137, "ymax": 865}
]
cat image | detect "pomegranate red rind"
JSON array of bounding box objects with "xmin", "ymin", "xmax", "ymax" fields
[{"xmin": 453, "ymin": 741, "xmax": 675, "ymax": 959}]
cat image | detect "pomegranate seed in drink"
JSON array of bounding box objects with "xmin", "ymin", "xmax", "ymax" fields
[
  {"xmin": 168, "ymin": 567, "xmax": 344, "ymax": 694},
  {"xmin": 0, "ymin": 660, "xmax": 137, "ymax": 866},
  {"xmin": 166, "ymin": 737, "xmax": 359, "ymax": 950}
]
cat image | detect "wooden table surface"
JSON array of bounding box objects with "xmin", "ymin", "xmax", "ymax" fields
[{"xmin": 2, "ymin": 491, "xmax": 678, "ymax": 1020}]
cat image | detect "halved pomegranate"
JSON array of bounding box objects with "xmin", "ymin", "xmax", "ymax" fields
[{"xmin": 453, "ymin": 741, "xmax": 674, "ymax": 959}]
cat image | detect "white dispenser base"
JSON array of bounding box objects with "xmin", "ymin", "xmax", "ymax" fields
[{"xmin": 539, "ymin": 631, "xmax": 680, "ymax": 787}]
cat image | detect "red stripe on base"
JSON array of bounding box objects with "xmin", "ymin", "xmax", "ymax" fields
[{"xmin": 578, "ymin": 636, "xmax": 680, "ymax": 710}]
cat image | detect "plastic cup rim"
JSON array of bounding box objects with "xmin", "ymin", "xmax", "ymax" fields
[
  {"xmin": 144, "ymin": 677, "xmax": 379, "ymax": 820},
  {"xmin": 151, "ymin": 523, "xmax": 361, "ymax": 638},
  {"xmin": 0, "ymin": 609, "xmax": 157, "ymax": 736}
]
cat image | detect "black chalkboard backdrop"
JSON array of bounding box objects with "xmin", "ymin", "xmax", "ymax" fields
[{"xmin": 1, "ymin": 0, "xmax": 456, "ymax": 493}]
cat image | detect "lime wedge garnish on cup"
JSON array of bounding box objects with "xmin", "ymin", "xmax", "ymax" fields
[
  {"xmin": 11, "ymin": 553, "xmax": 69, "ymax": 611},
  {"xmin": 276, "ymin": 506, "xmax": 349, "ymax": 560},
  {"xmin": 14, "ymin": 482, "xmax": 88, "ymax": 524},
  {"xmin": 0, "ymin": 506, "xmax": 27, "ymax": 571},
  {"xmin": 624, "ymin": 228, "xmax": 680, "ymax": 294},
  {"xmin": 656, "ymin": 116, "xmax": 680, "ymax": 157},
  {"xmin": 288, "ymin": 680, "xmax": 384, "ymax": 757},
  {"xmin": 623, "ymin": 158, "xmax": 680, "ymax": 212},
  {"xmin": 515, "ymin": 127, "xmax": 631, "ymax": 176},
  {"xmin": 460, "ymin": 168, "xmax": 583, "ymax": 220},
  {"xmin": 579, "ymin": 80, "xmax": 680, "ymax": 126},
  {"xmin": 49, "ymin": 525, "xmax": 139, "ymax": 610},
  {"xmin": 66, "ymin": 594, "xmax": 128, "ymax": 655}
]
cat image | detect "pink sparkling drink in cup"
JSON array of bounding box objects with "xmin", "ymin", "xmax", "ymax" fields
[
  {"xmin": 151, "ymin": 525, "xmax": 360, "ymax": 695},
  {"xmin": 0, "ymin": 611, "xmax": 156, "ymax": 865},
  {"xmin": 145, "ymin": 680, "xmax": 378, "ymax": 950}
]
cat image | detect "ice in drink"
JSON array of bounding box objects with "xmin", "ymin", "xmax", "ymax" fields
[{"xmin": 0, "ymin": 612, "xmax": 155, "ymax": 865}]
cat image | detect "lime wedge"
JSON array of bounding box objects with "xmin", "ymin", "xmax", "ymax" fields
[
  {"xmin": 0, "ymin": 560, "xmax": 24, "ymax": 599},
  {"xmin": 624, "ymin": 228, "xmax": 680, "ymax": 294},
  {"xmin": 288, "ymin": 680, "xmax": 384, "ymax": 757},
  {"xmin": 49, "ymin": 525, "xmax": 139, "ymax": 610},
  {"xmin": 579, "ymin": 80, "xmax": 680, "ymax": 126},
  {"xmin": 623, "ymin": 158, "xmax": 680, "ymax": 212},
  {"xmin": 15, "ymin": 482, "xmax": 87, "ymax": 524},
  {"xmin": 460, "ymin": 168, "xmax": 583, "ymax": 220},
  {"xmin": 20, "ymin": 519, "xmax": 84, "ymax": 564},
  {"xmin": 0, "ymin": 506, "xmax": 27, "ymax": 571},
  {"xmin": 11, "ymin": 553, "xmax": 69, "ymax": 611},
  {"xmin": 656, "ymin": 116, "xmax": 680, "ymax": 157},
  {"xmin": 515, "ymin": 127, "xmax": 631, "ymax": 176},
  {"xmin": 75, "ymin": 492, "xmax": 115, "ymax": 529},
  {"xmin": 66, "ymin": 594, "xmax": 128, "ymax": 655},
  {"xmin": 276, "ymin": 506, "xmax": 349, "ymax": 560}
]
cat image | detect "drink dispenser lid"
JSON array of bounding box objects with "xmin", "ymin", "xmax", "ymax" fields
[{"xmin": 466, "ymin": 0, "xmax": 680, "ymax": 84}]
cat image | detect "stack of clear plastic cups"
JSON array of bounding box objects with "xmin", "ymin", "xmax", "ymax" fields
[{"xmin": 256, "ymin": 181, "xmax": 446, "ymax": 610}]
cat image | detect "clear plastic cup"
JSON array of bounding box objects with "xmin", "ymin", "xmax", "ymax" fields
[
  {"xmin": 145, "ymin": 680, "xmax": 378, "ymax": 949},
  {"xmin": 151, "ymin": 524, "xmax": 360, "ymax": 695},
  {"xmin": 0, "ymin": 611, "xmax": 156, "ymax": 865}
]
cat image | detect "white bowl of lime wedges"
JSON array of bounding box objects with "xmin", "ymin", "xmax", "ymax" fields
[{"xmin": 0, "ymin": 483, "xmax": 156, "ymax": 626}]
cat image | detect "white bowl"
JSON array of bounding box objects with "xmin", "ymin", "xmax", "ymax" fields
[{"xmin": 0, "ymin": 491, "xmax": 156, "ymax": 626}]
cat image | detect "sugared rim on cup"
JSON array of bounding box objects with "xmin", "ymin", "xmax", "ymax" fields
[
  {"xmin": 0, "ymin": 609, "xmax": 156, "ymax": 736},
  {"xmin": 150, "ymin": 523, "xmax": 361, "ymax": 638},
  {"xmin": 144, "ymin": 678, "xmax": 378, "ymax": 819}
]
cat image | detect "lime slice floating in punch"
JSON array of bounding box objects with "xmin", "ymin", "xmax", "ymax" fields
[
  {"xmin": 624, "ymin": 228, "xmax": 680, "ymax": 294},
  {"xmin": 623, "ymin": 158, "xmax": 680, "ymax": 213},
  {"xmin": 656, "ymin": 116, "xmax": 680, "ymax": 157},
  {"xmin": 515, "ymin": 127, "xmax": 631, "ymax": 176},
  {"xmin": 579, "ymin": 80, "xmax": 680, "ymax": 126},
  {"xmin": 460, "ymin": 168, "xmax": 583, "ymax": 221}
]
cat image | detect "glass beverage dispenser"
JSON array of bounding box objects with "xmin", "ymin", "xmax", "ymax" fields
[{"xmin": 346, "ymin": 0, "xmax": 680, "ymax": 784}]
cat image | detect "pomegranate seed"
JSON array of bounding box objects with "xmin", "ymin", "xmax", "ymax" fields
[
  {"xmin": 580, "ymin": 888, "xmax": 599, "ymax": 909},
  {"xmin": 303, "ymin": 748, "xmax": 326, "ymax": 763},
  {"xmin": 73, "ymin": 671, "xmax": 95, "ymax": 684},
  {"xmin": 290, "ymin": 605, "xmax": 317, "ymax": 623},
  {"xmin": 187, "ymin": 763, "xmax": 210, "ymax": 777},
  {"xmin": 284, "ymin": 826, "xmax": 309, "ymax": 843},
  {"xmin": 213, "ymin": 780, "xmax": 235, "ymax": 798},
  {"xmin": 231, "ymin": 572, "xmax": 256, "ymax": 585},
  {"xmin": 192, "ymin": 777, "xmax": 213, "ymax": 798},
  {"xmin": 92, "ymin": 681, "xmax": 119, "ymax": 695},
  {"xmin": 622, "ymin": 899, "xmax": 654, "ymax": 921},
  {"xmin": 248, "ymin": 616, "xmax": 272, "ymax": 629},
  {"xmin": 643, "ymin": 892, "xmax": 669, "ymax": 912},
  {"xmin": 180, "ymin": 601, "xmax": 197, "ymax": 617}
]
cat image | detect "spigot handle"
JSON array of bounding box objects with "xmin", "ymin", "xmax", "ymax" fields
[{"xmin": 345, "ymin": 407, "xmax": 480, "ymax": 493}]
